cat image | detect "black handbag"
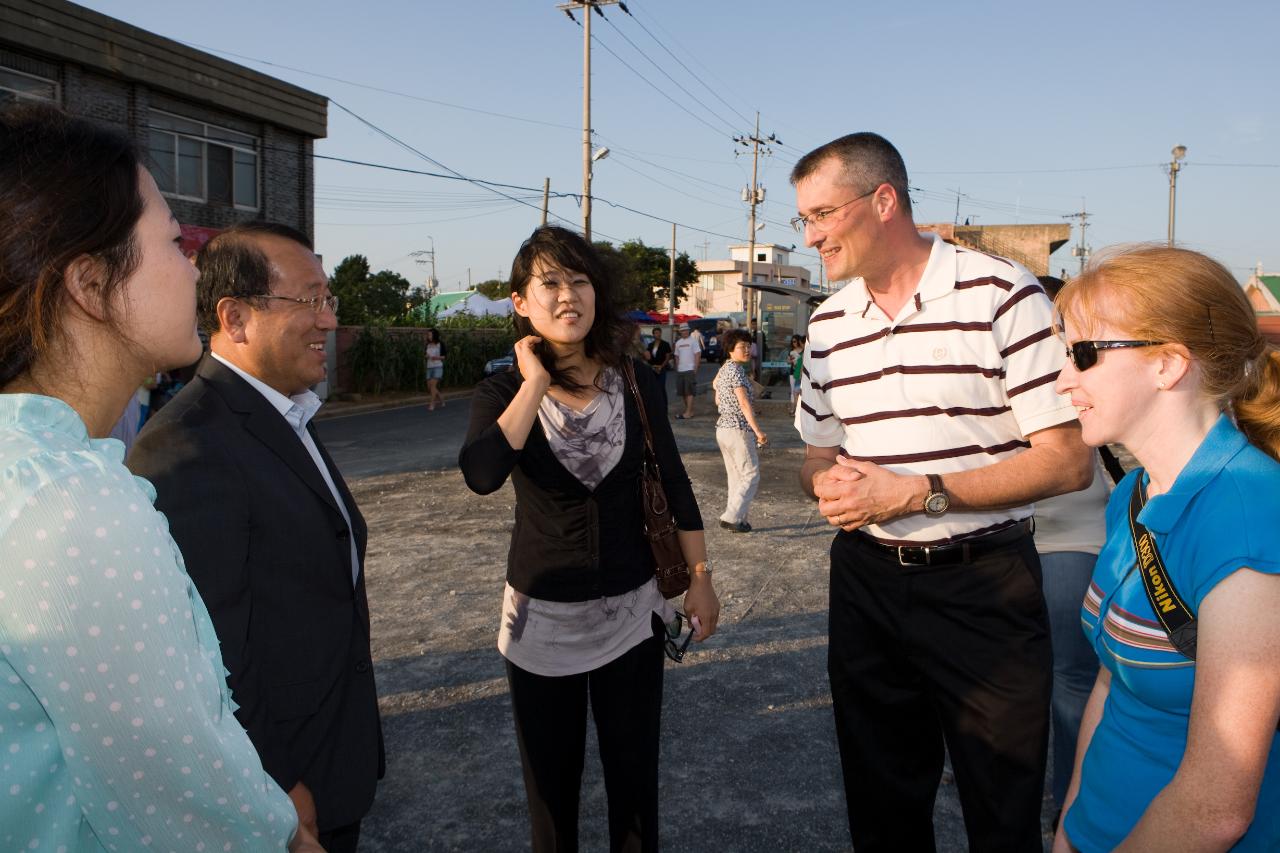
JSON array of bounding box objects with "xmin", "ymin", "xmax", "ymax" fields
[{"xmin": 620, "ymin": 359, "xmax": 690, "ymax": 599}]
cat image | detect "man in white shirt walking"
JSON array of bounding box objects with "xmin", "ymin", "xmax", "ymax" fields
[{"xmin": 672, "ymin": 322, "xmax": 702, "ymax": 419}]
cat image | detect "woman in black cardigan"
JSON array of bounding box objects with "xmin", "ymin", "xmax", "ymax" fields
[{"xmin": 460, "ymin": 226, "xmax": 719, "ymax": 852}]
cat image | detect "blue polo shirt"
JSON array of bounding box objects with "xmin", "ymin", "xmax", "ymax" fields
[{"xmin": 1067, "ymin": 414, "xmax": 1280, "ymax": 851}]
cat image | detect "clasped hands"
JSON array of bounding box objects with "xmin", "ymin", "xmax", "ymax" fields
[{"xmin": 814, "ymin": 456, "xmax": 918, "ymax": 532}]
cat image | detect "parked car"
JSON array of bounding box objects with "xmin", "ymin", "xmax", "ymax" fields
[
  {"xmin": 483, "ymin": 349, "xmax": 514, "ymax": 377},
  {"xmin": 686, "ymin": 317, "xmax": 730, "ymax": 362}
]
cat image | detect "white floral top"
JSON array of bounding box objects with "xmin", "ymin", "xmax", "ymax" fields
[{"xmin": 0, "ymin": 394, "xmax": 296, "ymax": 851}]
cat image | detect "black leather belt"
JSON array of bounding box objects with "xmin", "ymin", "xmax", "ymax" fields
[{"xmin": 856, "ymin": 519, "xmax": 1033, "ymax": 567}]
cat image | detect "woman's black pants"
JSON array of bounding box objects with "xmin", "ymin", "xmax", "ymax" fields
[{"xmin": 505, "ymin": 633, "xmax": 665, "ymax": 853}]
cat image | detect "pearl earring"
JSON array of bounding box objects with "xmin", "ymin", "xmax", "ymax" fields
[{"xmin": 1157, "ymin": 381, "xmax": 1166, "ymax": 389}]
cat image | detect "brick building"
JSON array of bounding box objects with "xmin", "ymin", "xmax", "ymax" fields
[{"xmin": 0, "ymin": 0, "xmax": 327, "ymax": 250}]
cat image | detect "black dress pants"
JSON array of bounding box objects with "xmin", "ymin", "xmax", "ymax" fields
[
  {"xmin": 827, "ymin": 530, "xmax": 1052, "ymax": 853},
  {"xmin": 505, "ymin": 632, "xmax": 665, "ymax": 853},
  {"xmin": 318, "ymin": 821, "xmax": 361, "ymax": 853}
]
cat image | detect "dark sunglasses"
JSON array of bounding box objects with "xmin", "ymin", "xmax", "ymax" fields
[
  {"xmin": 1066, "ymin": 340, "xmax": 1164, "ymax": 371},
  {"xmin": 663, "ymin": 611, "xmax": 696, "ymax": 663}
]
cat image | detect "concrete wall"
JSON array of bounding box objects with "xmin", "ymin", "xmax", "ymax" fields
[
  {"xmin": 1, "ymin": 1, "xmax": 323, "ymax": 239},
  {"xmin": 682, "ymin": 260, "xmax": 813, "ymax": 317},
  {"xmin": 919, "ymin": 223, "xmax": 1071, "ymax": 277},
  {"xmin": 1, "ymin": 0, "xmax": 326, "ymax": 136}
]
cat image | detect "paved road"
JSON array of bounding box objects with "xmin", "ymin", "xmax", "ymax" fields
[
  {"xmin": 317, "ymin": 362, "xmax": 727, "ymax": 478},
  {"xmin": 318, "ymin": 368, "xmax": 1058, "ymax": 852}
]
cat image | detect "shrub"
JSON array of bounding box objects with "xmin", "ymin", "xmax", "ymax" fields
[
  {"xmin": 345, "ymin": 324, "xmax": 515, "ymax": 392},
  {"xmin": 348, "ymin": 325, "xmax": 427, "ymax": 393},
  {"xmin": 441, "ymin": 328, "xmax": 516, "ymax": 386}
]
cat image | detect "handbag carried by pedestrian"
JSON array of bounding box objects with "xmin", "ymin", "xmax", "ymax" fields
[{"xmin": 620, "ymin": 359, "xmax": 691, "ymax": 599}]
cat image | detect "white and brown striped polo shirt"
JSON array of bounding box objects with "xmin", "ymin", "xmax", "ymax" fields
[{"xmin": 794, "ymin": 233, "xmax": 1076, "ymax": 546}]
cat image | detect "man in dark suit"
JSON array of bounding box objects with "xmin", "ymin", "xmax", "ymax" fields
[{"xmin": 129, "ymin": 222, "xmax": 382, "ymax": 853}]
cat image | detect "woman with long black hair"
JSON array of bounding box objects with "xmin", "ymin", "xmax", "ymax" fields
[{"xmin": 460, "ymin": 225, "xmax": 719, "ymax": 852}]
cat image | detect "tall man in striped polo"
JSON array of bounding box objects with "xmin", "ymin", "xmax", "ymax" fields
[{"xmin": 791, "ymin": 133, "xmax": 1093, "ymax": 852}]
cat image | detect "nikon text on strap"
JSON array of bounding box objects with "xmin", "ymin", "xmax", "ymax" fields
[{"xmin": 1127, "ymin": 478, "xmax": 1199, "ymax": 660}]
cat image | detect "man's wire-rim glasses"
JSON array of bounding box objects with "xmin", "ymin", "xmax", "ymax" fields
[
  {"xmin": 234, "ymin": 293, "xmax": 339, "ymax": 315},
  {"xmin": 1066, "ymin": 340, "xmax": 1164, "ymax": 371},
  {"xmin": 664, "ymin": 611, "xmax": 695, "ymax": 663},
  {"xmin": 790, "ymin": 187, "xmax": 877, "ymax": 234}
]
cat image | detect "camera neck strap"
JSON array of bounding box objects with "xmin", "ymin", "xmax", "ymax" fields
[{"xmin": 1127, "ymin": 477, "xmax": 1199, "ymax": 661}]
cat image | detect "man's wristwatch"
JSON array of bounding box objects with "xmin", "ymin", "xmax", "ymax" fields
[{"xmin": 923, "ymin": 474, "xmax": 950, "ymax": 516}]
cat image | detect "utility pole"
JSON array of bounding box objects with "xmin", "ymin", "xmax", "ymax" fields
[
  {"xmin": 411, "ymin": 238, "xmax": 437, "ymax": 298},
  {"xmin": 734, "ymin": 112, "xmax": 779, "ymax": 338},
  {"xmin": 557, "ymin": 0, "xmax": 619, "ymax": 242},
  {"xmin": 667, "ymin": 223, "xmax": 677, "ymax": 331},
  {"xmin": 1166, "ymin": 145, "xmax": 1187, "ymax": 247},
  {"xmin": 695, "ymin": 240, "xmax": 710, "ymax": 261},
  {"xmin": 1064, "ymin": 203, "xmax": 1090, "ymax": 276},
  {"xmin": 541, "ymin": 177, "xmax": 550, "ymax": 227}
]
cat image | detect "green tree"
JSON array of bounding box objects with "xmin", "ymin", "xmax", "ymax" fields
[
  {"xmin": 588, "ymin": 239, "xmax": 698, "ymax": 311},
  {"xmin": 474, "ymin": 278, "xmax": 511, "ymax": 300},
  {"xmin": 330, "ymin": 255, "xmax": 372, "ymax": 325},
  {"xmin": 365, "ymin": 269, "xmax": 414, "ymax": 321},
  {"xmin": 328, "ymin": 255, "xmax": 415, "ymax": 324}
]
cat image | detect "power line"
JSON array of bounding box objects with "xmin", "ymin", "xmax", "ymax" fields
[
  {"xmin": 607, "ymin": 148, "xmax": 740, "ymax": 194},
  {"xmin": 617, "ymin": 4, "xmax": 755, "ymax": 129},
  {"xmin": 913, "ymin": 163, "xmax": 1160, "ymax": 176},
  {"xmin": 600, "ymin": 12, "xmax": 745, "ymax": 135},
  {"xmin": 175, "ymin": 40, "xmax": 580, "ymax": 133},
  {"xmin": 578, "ymin": 27, "xmax": 732, "ymax": 139},
  {"xmin": 606, "ymin": 156, "xmax": 744, "ymax": 212}
]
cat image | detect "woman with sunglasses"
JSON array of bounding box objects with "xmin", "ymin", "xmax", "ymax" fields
[
  {"xmin": 460, "ymin": 226, "xmax": 719, "ymax": 852},
  {"xmin": 1052, "ymin": 245, "xmax": 1280, "ymax": 852},
  {"xmin": 0, "ymin": 106, "xmax": 318, "ymax": 850}
]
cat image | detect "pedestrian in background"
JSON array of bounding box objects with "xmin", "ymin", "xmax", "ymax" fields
[
  {"xmin": 713, "ymin": 328, "xmax": 768, "ymax": 533},
  {"xmin": 673, "ymin": 321, "xmax": 701, "ymax": 419},
  {"xmin": 0, "ymin": 104, "xmax": 314, "ymax": 852},
  {"xmin": 788, "ymin": 334, "xmax": 805, "ymax": 414},
  {"xmin": 460, "ymin": 225, "xmax": 720, "ymax": 853},
  {"xmin": 647, "ymin": 324, "xmax": 672, "ymax": 408},
  {"xmin": 425, "ymin": 326, "xmax": 446, "ymax": 410},
  {"xmin": 1053, "ymin": 245, "xmax": 1280, "ymax": 852}
]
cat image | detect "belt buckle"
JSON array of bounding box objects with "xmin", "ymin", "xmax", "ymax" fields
[{"xmin": 896, "ymin": 545, "xmax": 930, "ymax": 566}]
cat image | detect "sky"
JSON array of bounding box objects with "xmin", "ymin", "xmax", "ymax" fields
[{"xmin": 81, "ymin": 0, "xmax": 1280, "ymax": 293}]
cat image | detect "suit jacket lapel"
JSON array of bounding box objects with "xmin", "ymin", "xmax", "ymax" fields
[{"xmin": 199, "ymin": 357, "xmax": 344, "ymax": 519}]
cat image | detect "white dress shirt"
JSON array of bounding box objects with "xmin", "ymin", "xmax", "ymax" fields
[{"xmin": 211, "ymin": 352, "xmax": 360, "ymax": 585}]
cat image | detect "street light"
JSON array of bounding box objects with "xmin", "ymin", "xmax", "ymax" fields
[{"xmin": 1167, "ymin": 145, "xmax": 1187, "ymax": 247}]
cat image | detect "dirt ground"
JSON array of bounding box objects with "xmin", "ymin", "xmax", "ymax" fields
[{"xmin": 345, "ymin": 397, "xmax": 1058, "ymax": 851}]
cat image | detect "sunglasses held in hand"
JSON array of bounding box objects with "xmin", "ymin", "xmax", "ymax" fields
[{"xmin": 664, "ymin": 611, "xmax": 701, "ymax": 663}]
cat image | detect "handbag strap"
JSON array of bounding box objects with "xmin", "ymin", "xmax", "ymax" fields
[
  {"xmin": 1127, "ymin": 477, "xmax": 1198, "ymax": 660},
  {"xmin": 619, "ymin": 358, "xmax": 662, "ymax": 473}
]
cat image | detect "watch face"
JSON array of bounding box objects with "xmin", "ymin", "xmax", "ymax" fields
[{"xmin": 925, "ymin": 493, "xmax": 949, "ymax": 515}]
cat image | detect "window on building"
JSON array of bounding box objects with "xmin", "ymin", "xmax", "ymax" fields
[
  {"xmin": 756, "ymin": 252, "xmax": 767, "ymax": 262},
  {"xmin": 147, "ymin": 109, "xmax": 259, "ymax": 209},
  {"xmin": 0, "ymin": 66, "xmax": 58, "ymax": 105},
  {"xmin": 712, "ymin": 274, "xmax": 725, "ymax": 291}
]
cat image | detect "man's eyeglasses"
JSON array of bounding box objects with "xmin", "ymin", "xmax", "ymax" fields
[
  {"xmin": 235, "ymin": 293, "xmax": 339, "ymax": 315},
  {"xmin": 790, "ymin": 188, "xmax": 877, "ymax": 234},
  {"xmin": 663, "ymin": 611, "xmax": 696, "ymax": 663},
  {"xmin": 1066, "ymin": 340, "xmax": 1164, "ymax": 371}
]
